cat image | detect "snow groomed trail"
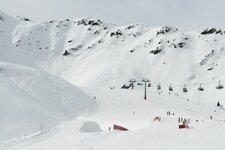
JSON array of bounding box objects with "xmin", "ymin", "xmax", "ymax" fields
[{"xmin": 1, "ymin": 87, "xmax": 225, "ymax": 150}]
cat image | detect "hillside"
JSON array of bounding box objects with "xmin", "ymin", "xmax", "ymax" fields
[
  {"xmin": 1, "ymin": 10, "xmax": 225, "ymax": 149},
  {"xmin": 1, "ymin": 10, "xmax": 225, "ymax": 105},
  {"xmin": 1, "ymin": 87, "xmax": 225, "ymax": 150}
]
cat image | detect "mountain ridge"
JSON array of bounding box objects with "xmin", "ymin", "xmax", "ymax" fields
[{"xmin": 1, "ymin": 10, "xmax": 225, "ymax": 104}]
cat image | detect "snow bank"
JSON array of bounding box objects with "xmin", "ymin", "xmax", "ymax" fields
[
  {"xmin": 0, "ymin": 62, "xmax": 97, "ymax": 141},
  {"xmin": 80, "ymin": 121, "xmax": 103, "ymax": 132}
]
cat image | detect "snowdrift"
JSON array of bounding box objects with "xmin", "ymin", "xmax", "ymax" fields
[
  {"xmin": 0, "ymin": 62, "xmax": 96, "ymax": 141},
  {"xmin": 80, "ymin": 121, "xmax": 102, "ymax": 132}
]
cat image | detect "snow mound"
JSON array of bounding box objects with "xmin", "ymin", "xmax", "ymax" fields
[
  {"xmin": 80, "ymin": 121, "xmax": 103, "ymax": 132},
  {"xmin": 0, "ymin": 62, "xmax": 97, "ymax": 141}
]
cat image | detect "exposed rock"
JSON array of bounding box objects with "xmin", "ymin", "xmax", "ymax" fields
[
  {"xmin": 201, "ymin": 28, "xmax": 223, "ymax": 35},
  {"xmin": 150, "ymin": 47, "xmax": 161, "ymax": 55},
  {"xmin": 63, "ymin": 50, "xmax": 70, "ymax": 56},
  {"xmin": 156, "ymin": 26, "xmax": 178, "ymax": 36},
  {"xmin": 110, "ymin": 30, "xmax": 122, "ymax": 37}
]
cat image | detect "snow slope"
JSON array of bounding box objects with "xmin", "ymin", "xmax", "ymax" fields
[
  {"xmin": 1, "ymin": 10, "xmax": 225, "ymax": 149},
  {"xmin": 3, "ymin": 121, "xmax": 225, "ymax": 150},
  {"xmin": 1, "ymin": 87, "xmax": 225, "ymax": 150},
  {"xmin": 0, "ymin": 62, "xmax": 96, "ymax": 141},
  {"xmin": 1, "ymin": 10, "xmax": 225, "ymax": 105}
]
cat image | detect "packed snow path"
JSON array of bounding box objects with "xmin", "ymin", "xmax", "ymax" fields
[{"xmin": 1, "ymin": 87, "xmax": 225, "ymax": 150}]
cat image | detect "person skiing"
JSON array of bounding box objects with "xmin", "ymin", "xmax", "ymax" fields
[{"xmin": 217, "ymin": 101, "xmax": 220, "ymax": 107}]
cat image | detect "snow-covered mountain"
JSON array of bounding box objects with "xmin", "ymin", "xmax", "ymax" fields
[
  {"xmin": 1, "ymin": 10, "xmax": 225, "ymax": 149},
  {"xmin": 1, "ymin": 10, "xmax": 225, "ymax": 105}
]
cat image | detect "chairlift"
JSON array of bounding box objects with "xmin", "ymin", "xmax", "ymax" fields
[
  {"xmin": 183, "ymin": 84, "xmax": 188, "ymax": 93},
  {"xmin": 198, "ymin": 84, "xmax": 204, "ymax": 91},
  {"xmin": 169, "ymin": 84, "xmax": 173, "ymax": 91},
  {"xmin": 148, "ymin": 82, "xmax": 151, "ymax": 87},
  {"xmin": 157, "ymin": 84, "xmax": 161, "ymax": 90},
  {"xmin": 216, "ymin": 81, "xmax": 224, "ymax": 89},
  {"xmin": 137, "ymin": 82, "xmax": 143, "ymax": 86}
]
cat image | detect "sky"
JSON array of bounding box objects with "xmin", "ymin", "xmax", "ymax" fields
[{"xmin": 0, "ymin": 0, "xmax": 225, "ymax": 31}]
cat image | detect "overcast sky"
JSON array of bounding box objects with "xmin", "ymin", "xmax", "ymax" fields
[{"xmin": 0, "ymin": 0, "xmax": 225, "ymax": 31}]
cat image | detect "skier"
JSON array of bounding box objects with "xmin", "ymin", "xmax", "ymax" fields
[
  {"xmin": 183, "ymin": 119, "xmax": 188, "ymax": 125},
  {"xmin": 178, "ymin": 117, "xmax": 181, "ymax": 123},
  {"xmin": 217, "ymin": 101, "xmax": 220, "ymax": 107}
]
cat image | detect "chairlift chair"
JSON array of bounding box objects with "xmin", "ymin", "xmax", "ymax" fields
[
  {"xmin": 216, "ymin": 81, "xmax": 224, "ymax": 89},
  {"xmin": 137, "ymin": 82, "xmax": 143, "ymax": 86},
  {"xmin": 183, "ymin": 85, "xmax": 188, "ymax": 93},
  {"xmin": 148, "ymin": 82, "xmax": 151, "ymax": 87},
  {"xmin": 169, "ymin": 85, "xmax": 173, "ymax": 91},
  {"xmin": 157, "ymin": 84, "xmax": 161, "ymax": 90},
  {"xmin": 198, "ymin": 84, "xmax": 204, "ymax": 91}
]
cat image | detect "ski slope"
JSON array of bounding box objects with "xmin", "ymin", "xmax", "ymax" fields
[
  {"xmin": 1, "ymin": 10, "xmax": 225, "ymax": 105},
  {"xmin": 1, "ymin": 10, "xmax": 225, "ymax": 150},
  {"xmin": 2, "ymin": 121, "xmax": 225, "ymax": 150},
  {"xmin": 1, "ymin": 87, "xmax": 225, "ymax": 150},
  {"xmin": 0, "ymin": 62, "xmax": 96, "ymax": 141}
]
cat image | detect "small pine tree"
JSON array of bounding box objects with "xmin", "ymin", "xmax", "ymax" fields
[{"xmin": 217, "ymin": 101, "xmax": 220, "ymax": 107}]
